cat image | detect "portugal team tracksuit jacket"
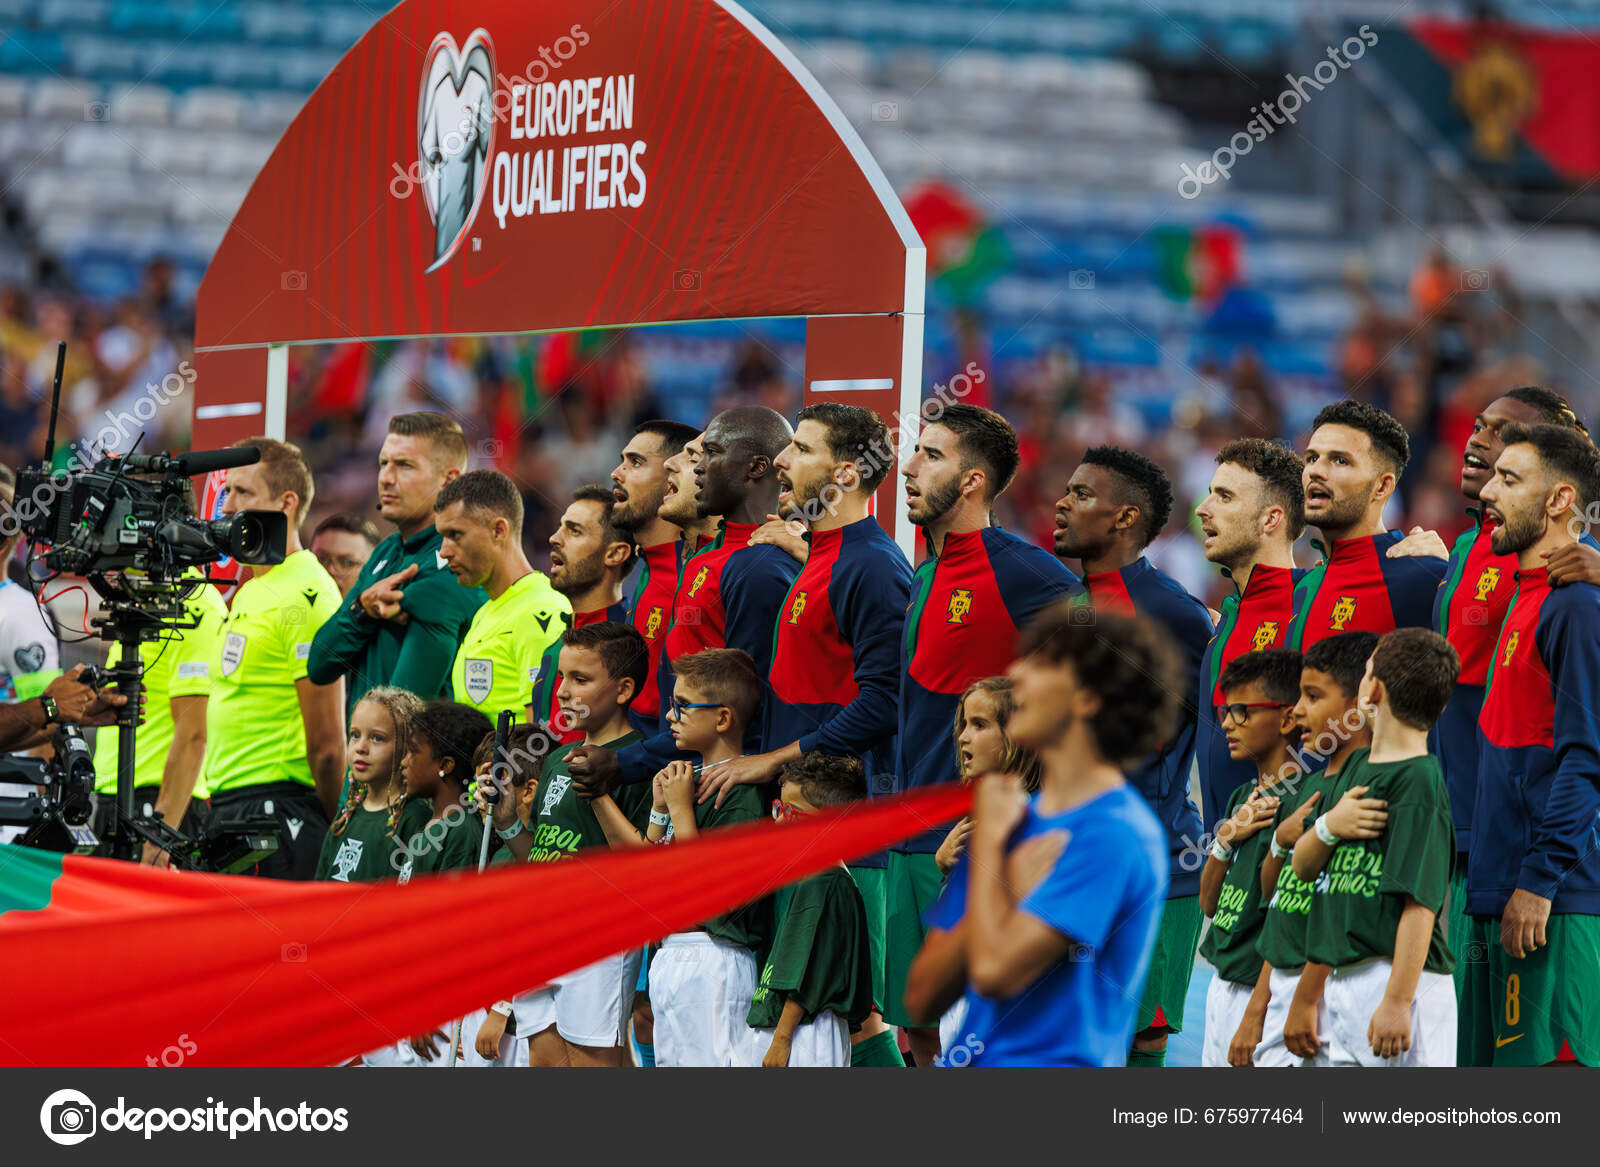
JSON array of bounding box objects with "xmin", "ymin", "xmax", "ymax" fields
[
  {"xmin": 1082, "ymin": 556, "xmax": 1215, "ymax": 898},
  {"xmin": 893, "ymin": 526, "xmax": 1082, "ymax": 853},
  {"xmin": 1287, "ymin": 530, "xmax": 1448, "ymax": 651}
]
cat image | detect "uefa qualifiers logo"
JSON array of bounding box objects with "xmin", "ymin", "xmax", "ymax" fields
[
  {"xmin": 418, "ymin": 29, "xmax": 496, "ymax": 273},
  {"xmin": 40, "ymin": 1089, "xmax": 96, "ymax": 1146}
]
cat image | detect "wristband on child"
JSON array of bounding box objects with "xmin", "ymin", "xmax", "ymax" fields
[
  {"xmin": 1210, "ymin": 838, "xmax": 1233, "ymax": 862},
  {"xmin": 649, "ymin": 808, "xmax": 672, "ymax": 828},
  {"xmin": 1269, "ymin": 836, "xmax": 1291, "ymax": 859},
  {"xmin": 489, "ymin": 1001, "xmax": 512, "ymax": 1017},
  {"xmin": 495, "ymin": 818, "xmax": 526, "ymax": 842},
  {"xmin": 1313, "ymin": 814, "xmax": 1339, "ymax": 846}
]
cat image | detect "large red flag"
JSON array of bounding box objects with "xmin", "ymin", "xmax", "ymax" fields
[{"xmin": 0, "ymin": 785, "xmax": 968, "ymax": 1067}]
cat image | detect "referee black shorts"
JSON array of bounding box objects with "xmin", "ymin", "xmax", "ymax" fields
[
  {"xmin": 208, "ymin": 781, "xmax": 330, "ymax": 881},
  {"xmin": 90, "ymin": 788, "xmax": 210, "ymax": 859}
]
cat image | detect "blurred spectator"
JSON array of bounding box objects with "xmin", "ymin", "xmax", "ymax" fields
[{"xmin": 311, "ymin": 513, "xmax": 382, "ymax": 598}]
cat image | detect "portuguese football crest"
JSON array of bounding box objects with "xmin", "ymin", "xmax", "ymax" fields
[
  {"xmin": 1328, "ymin": 595, "xmax": 1357, "ymax": 632},
  {"xmin": 1474, "ymin": 566, "xmax": 1502, "ymax": 601},
  {"xmin": 1502, "ymin": 630, "xmax": 1520, "ymax": 667},
  {"xmin": 688, "ymin": 566, "xmax": 710, "ymax": 597},
  {"xmin": 644, "ymin": 605, "xmax": 664, "ymax": 640},
  {"xmin": 946, "ymin": 588, "xmax": 973, "ymax": 624},
  {"xmin": 788, "ymin": 591, "xmax": 808, "ymax": 625},
  {"xmin": 1251, "ymin": 620, "xmax": 1280, "ymax": 650}
]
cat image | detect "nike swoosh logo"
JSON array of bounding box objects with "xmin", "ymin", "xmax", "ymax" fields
[{"xmin": 1496, "ymin": 1034, "xmax": 1524, "ymax": 1048}]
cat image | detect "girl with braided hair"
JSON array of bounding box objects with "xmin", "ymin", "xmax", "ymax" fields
[{"xmin": 312, "ymin": 686, "xmax": 425, "ymax": 882}]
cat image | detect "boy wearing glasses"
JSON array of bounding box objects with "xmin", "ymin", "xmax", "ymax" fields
[
  {"xmin": 645, "ymin": 648, "xmax": 775, "ymax": 1065},
  {"xmin": 747, "ymin": 752, "xmax": 876, "ymax": 1066},
  {"xmin": 1197, "ymin": 649, "xmax": 1301, "ymax": 1066}
]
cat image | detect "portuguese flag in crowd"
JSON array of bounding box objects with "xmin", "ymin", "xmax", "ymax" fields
[
  {"xmin": 1152, "ymin": 221, "xmax": 1242, "ymax": 303},
  {"xmin": 904, "ymin": 180, "xmax": 1010, "ymax": 305},
  {"xmin": 0, "ymin": 785, "xmax": 968, "ymax": 1067}
]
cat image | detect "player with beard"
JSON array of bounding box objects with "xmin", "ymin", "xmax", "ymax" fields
[
  {"xmin": 1410, "ymin": 388, "xmax": 1595, "ymax": 988},
  {"xmin": 1053, "ymin": 445, "xmax": 1215, "ymax": 1068},
  {"xmin": 567, "ymin": 408, "xmax": 799, "ymax": 795},
  {"xmin": 1464, "ymin": 423, "xmax": 1600, "ymax": 1066},
  {"xmin": 1287, "ymin": 400, "xmax": 1448, "ymax": 650},
  {"xmin": 530, "ymin": 485, "xmax": 636, "ymax": 742},
  {"xmin": 887, "ymin": 403, "xmax": 1081, "ymax": 1067},
  {"xmin": 1193, "ymin": 439, "xmax": 1307, "ymax": 831},
  {"xmin": 610, "ymin": 420, "xmax": 701, "ymax": 728},
  {"xmin": 695, "ymin": 402, "xmax": 913, "ymax": 1067}
]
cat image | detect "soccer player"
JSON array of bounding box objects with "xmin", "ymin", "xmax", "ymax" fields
[
  {"xmin": 748, "ymin": 752, "xmax": 876, "ymax": 1068},
  {"xmin": 93, "ymin": 570, "xmax": 226, "ymax": 865},
  {"xmin": 435, "ymin": 469, "xmax": 570, "ymax": 720},
  {"xmin": 1252, "ymin": 630, "xmax": 1376, "ymax": 1067},
  {"xmin": 1287, "ymin": 400, "xmax": 1448, "ymax": 650},
  {"xmin": 1198, "ymin": 650, "xmax": 1300, "ymax": 1067},
  {"xmin": 889, "ymin": 403, "xmax": 1082, "ymax": 1067},
  {"xmin": 566, "ymin": 407, "xmax": 799, "ymax": 792},
  {"xmin": 1193, "ymin": 438, "xmax": 1306, "ymax": 830},
  {"xmin": 1464, "ymin": 422, "xmax": 1600, "ymax": 1066},
  {"xmin": 531, "ymin": 485, "xmax": 634, "ymax": 742},
  {"xmin": 610, "ymin": 419, "xmax": 702, "ymax": 728},
  {"xmin": 1293, "ymin": 629, "xmax": 1460, "ymax": 1066},
  {"xmin": 1426, "ymin": 388, "xmax": 1589, "ymax": 988},
  {"xmin": 308, "ymin": 412, "xmax": 484, "ymax": 717},
  {"xmin": 695, "ymin": 402, "xmax": 911, "ymax": 1066},
  {"xmin": 1053, "ymin": 445, "xmax": 1215, "ymax": 1067},
  {"xmin": 203, "ymin": 438, "xmax": 344, "ymax": 879},
  {"xmin": 309, "ymin": 512, "xmax": 379, "ymax": 598},
  {"xmin": 489, "ymin": 622, "xmax": 651, "ymax": 1066},
  {"xmin": 903, "ymin": 605, "xmax": 1176, "ymax": 1067}
]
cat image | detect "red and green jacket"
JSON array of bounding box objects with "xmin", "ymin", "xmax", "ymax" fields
[
  {"xmin": 627, "ymin": 539, "xmax": 681, "ymax": 725},
  {"xmin": 1471, "ymin": 566, "xmax": 1600, "ymax": 916},
  {"xmin": 1432, "ymin": 511, "xmax": 1518, "ymax": 855},
  {"xmin": 1286, "ymin": 530, "xmax": 1448, "ymax": 651},
  {"xmin": 1197, "ymin": 562, "xmax": 1303, "ymax": 833},
  {"xmin": 893, "ymin": 526, "xmax": 1081, "ymax": 853}
]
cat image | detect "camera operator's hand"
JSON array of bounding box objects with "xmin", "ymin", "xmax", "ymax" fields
[
  {"xmin": 47, "ymin": 665, "xmax": 128, "ymax": 727},
  {"xmin": 140, "ymin": 841, "xmax": 172, "ymax": 869},
  {"xmin": 359, "ymin": 563, "xmax": 418, "ymax": 624}
]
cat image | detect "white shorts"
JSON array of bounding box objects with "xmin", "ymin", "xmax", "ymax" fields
[
  {"xmin": 649, "ymin": 932, "xmax": 757, "ymax": 1067},
  {"xmin": 360, "ymin": 1040, "xmax": 417, "ymax": 1068},
  {"xmin": 1202, "ymin": 976, "xmax": 1256, "ymax": 1067},
  {"xmin": 1254, "ymin": 966, "xmax": 1329, "ymax": 1067},
  {"xmin": 1325, "ymin": 958, "xmax": 1456, "ymax": 1067},
  {"xmin": 517, "ymin": 948, "xmax": 642, "ymax": 1049},
  {"xmin": 748, "ymin": 1011, "xmax": 850, "ymax": 1067}
]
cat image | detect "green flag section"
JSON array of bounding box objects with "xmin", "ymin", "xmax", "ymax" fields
[
  {"xmin": 904, "ymin": 180, "xmax": 1010, "ymax": 305},
  {"xmin": 0, "ymin": 784, "xmax": 969, "ymax": 1067}
]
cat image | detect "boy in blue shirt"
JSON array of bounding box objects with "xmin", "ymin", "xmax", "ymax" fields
[{"xmin": 904, "ymin": 604, "xmax": 1173, "ymax": 1066}]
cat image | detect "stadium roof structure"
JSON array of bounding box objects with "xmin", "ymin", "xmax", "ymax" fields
[{"xmin": 190, "ymin": 0, "xmax": 926, "ymax": 552}]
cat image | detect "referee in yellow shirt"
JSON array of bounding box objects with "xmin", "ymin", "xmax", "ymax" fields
[
  {"xmin": 92, "ymin": 571, "xmax": 227, "ymax": 866},
  {"xmin": 434, "ymin": 470, "xmax": 570, "ymax": 720},
  {"xmin": 202, "ymin": 439, "xmax": 345, "ymax": 879}
]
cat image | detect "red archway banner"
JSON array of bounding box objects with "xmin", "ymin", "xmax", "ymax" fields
[
  {"xmin": 0, "ymin": 785, "xmax": 968, "ymax": 1067},
  {"xmin": 195, "ymin": 0, "xmax": 920, "ymax": 352}
]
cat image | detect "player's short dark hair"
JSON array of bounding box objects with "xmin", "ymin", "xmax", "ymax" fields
[
  {"xmin": 1503, "ymin": 386, "xmax": 1589, "ymax": 437},
  {"xmin": 928, "ymin": 403, "xmax": 1020, "ymax": 501},
  {"xmin": 1498, "ymin": 421, "xmax": 1600, "ymax": 513},
  {"xmin": 570, "ymin": 483, "xmax": 636, "ymax": 572},
  {"xmin": 1216, "ymin": 438, "xmax": 1306, "ymax": 540},
  {"xmin": 779, "ymin": 751, "xmax": 869, "ymax": 808},
  {"xmin": 1310, "ymin": 399, "xmax": 1410, "ymax": 476},
  {"xmin": 1302, "ymin": 631, "xmax": 1380, "ymax": 699},
  {"xmin": 387, "ymin": 411, "xmax": 470, "ymax": 472},
  {"xmin": 1218, "ymin": 648, "xmax": 1303, "ymax": 707},
  {"xmin": 1081, "ymin": 445, "xmax": 1175, "ymax": 547},
  {"xmin": 633, "ymin": 419, "xmax": 700, "ymax": 458},
  {"xmin": 313, "ymin": 511, "xmax": 380, "ymax": 546},
  {"xmin": 672, "ymin": 647, "xmax": 761, "ymax": 731},
  {"xmin": 1016, "ymin": 605, "xmax": 1181, "ymax": 764},
  {"xmin": 473, "ymin": 722, "xmax": 555, "ymax": 788},
  {"xmin": 797, "ymin": 402, "xmax": 895, "ymax": 492},
  {"xmin": 235, "ymin": 436, "xmax": 314, "ymax": 527},
  {"xmin": 410, "ymin": 700, "xmax": 494, "ymax": 785},
  {"xmin": 434, "ymin": 468, "xmax": 523, "ymax": 530},
  {"xmin": 562, "ymin": 621, "xmax": 649, "ymax": 705},
  {"xmin": 1370, "ymin": 628, "xmax": 1459, "ymax": 731}
]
